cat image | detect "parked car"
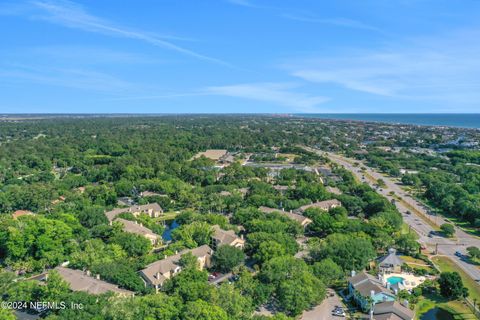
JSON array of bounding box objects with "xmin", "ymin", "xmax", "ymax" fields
[
  {"xmin": 455, "ymin": 251, "xmax": 462, "ymax": 257},
  {"xmin": 332, "ymin": 308, "xmax": 346, "ymax": 317}
]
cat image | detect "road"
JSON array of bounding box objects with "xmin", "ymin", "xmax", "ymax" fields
[
  {"xmin": 305, "ymin": 146, "xmax": 480, "ymax": 283},
  {"xmin": 301, "ymin": 290, "xmax": 346, "ymax": 320}
]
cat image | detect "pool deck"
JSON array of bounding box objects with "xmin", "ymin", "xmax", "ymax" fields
[{"xmin": 384, "ymin": 273, "xmax": 426, "ymax": 290}]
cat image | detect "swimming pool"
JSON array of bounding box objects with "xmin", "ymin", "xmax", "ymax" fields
[{"xmin": 387, "ymin": 276, "xmax": 404, "ymax": 285}]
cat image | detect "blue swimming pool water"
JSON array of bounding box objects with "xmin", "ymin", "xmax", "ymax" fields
[{"xmin": 387, "ymin": 276, "xmax": 404, "ymax": 285}]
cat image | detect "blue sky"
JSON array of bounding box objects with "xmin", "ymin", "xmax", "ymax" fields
[{"xmin": 1, "ymin": 0, "xmax": 480, "ymax": 113}]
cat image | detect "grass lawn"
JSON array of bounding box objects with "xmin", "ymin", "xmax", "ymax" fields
[
  {"xmin": 415, "ymin": 294, "xmax": 476, "ymax": 320},
  {"xmin": 432, "ymin": 256, "xmax": 480, "ymax": 302},
  {"xmin": 400, "ymin": 255, "xmax": 434, "ymax": 273},
  {"xmin": 413, "ymin": 256, "xmax": 480, "ymax": 319},
  {"xmin": 401, "ymin": 223, "xmax": 420, "ymax": 239},
  {"xmin": 155, "ymin": 211, "xmax": 180, "ymax": 222},
  {"xmin": 444, "ymin": 215, "xmax": 480, "ymax": 238}
]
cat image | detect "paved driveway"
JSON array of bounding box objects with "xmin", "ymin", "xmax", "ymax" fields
[{"xmin": 301, "ymin": 290, "xmax": 346, "ymax": 320}]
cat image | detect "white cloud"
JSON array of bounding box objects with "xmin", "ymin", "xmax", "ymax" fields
[
  {"xmin": 287, "ymin": 28, "xmax": 480, "ymax": 103},
  {"xmin": 204, "ymin": 82, "xmax": 329, "ymax": 111},
  {"xmin": 282, "ymin": 14, "xmax": 381, "ymax": 32},
  {"xmin": 0, "ymin": 64, "xmax": 133, "ymax": 92},
  {"xmin": 226, "ymin": 0, "xmax": 254, "ymax": 7},
  {"xmin": 7, "ymin": 0, "xmax": 230, "ymax": 66},
  {"xmin": 28, "ymin": 45, "xmax": 163, "ymax": 65}
]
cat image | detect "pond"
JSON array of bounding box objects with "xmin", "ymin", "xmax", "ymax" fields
[
  {"xmin": 420, "ymin": 307, "xmax": 454, "ymax": 320},
  {"xmin": 161, "ymin": 220, "xmax": 180, "ymax": 242}
]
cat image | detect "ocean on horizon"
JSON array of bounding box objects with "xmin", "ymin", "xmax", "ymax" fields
[{"xmin": 297, "ymin": 114, "xmax": 480, "ymax": 129}]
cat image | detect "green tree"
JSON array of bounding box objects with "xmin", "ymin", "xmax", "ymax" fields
[
  {"xmin": 311, "ymin": 258, "xmax": 344, "ymax": 286},
  {"xmin": 253, "ymin": 240, "xmax": 287, "ymax": 264},
  {"xmin": 310, "ymin": 233, "xmax": 376, "ymax": 271},
  {"xmin": 111, "ymin": 231, "xmax": 152, "ymax": 256},
  {"xmin": 440, "ymin": 224, "xmax": 455, "ymax": 237},
  {"xmin": 396, "ymin": 233, "xmax": 420, "ymax": 255},
  {"xmin": 179, "ymin": 252, "xmax": 200, "ymax": 269},
  {"xmin": 162, "ymin": 267, "xmax": 212, "ymax": 302},
  {"xmin": 77, "ymin": 206, "xmax": 108, "ymax": 228},
  {"xmin": 133, "ymin": 293, "xmax": 183, "ymax": 320},
  {"xmin": 212, "ymin": 245, "xmax": 245, "ymax": 273},
  {"xmin": 212, "ymin": 283, "xmax": 254, "ymax": 319},
  {"xmin": 438, "ymin": 272, "xmax": 468, "ymax": 299},
  {"xmin": 172, "ymin": 221, "xmax": 213, "ymax": 248},
  {"xmin": 467, "ymin": 246, "xmax": 480, "ymax": 260},
  {"xmin": 0, "ymin": 308, "xmax": 15, "ymax": 320},
  {"xmin": 259, "ymin": 256, "xmax": 325, "ymax": 316},
  {"xmin": 182, "ymin": 300, "xmax": 228, "ymax": 320}
]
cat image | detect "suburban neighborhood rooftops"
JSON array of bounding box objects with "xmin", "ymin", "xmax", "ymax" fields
[
  {"xmin": 116, "ymin": 218, "xmax": 158, "ymax": 238},
  {"xmin": 141, "ymin": 191, "xmax": 167, "ymax": 197},
  {"xmin": 105, "ymin": 203, "xmax": 163, "ymax": 221},
  {"xmin": 194, "ymin": 149, "xmax": 228, "ymax": 161},
  {"xmin": 258, "ymin": 206, "xmax": 280, "ymax": 213},
  {"xmin": 326, "ymin": 186, "xmax": 342, "ymax": 195},
  {"xmin": 12, "ymin": 210, "xmax": 34, "ymax": 219},
  {"xmin": 378, "ymin": 248, "xmax": 404, "ymax": 268},
  {"xmin": 374, "ymin": 314, "xmax": 404, "ymax": 320},
  {"xmin": 212, "ymin": 225, "xmax": 242, "ymax": 246},
  {"xmin": 55, "ymin": 267, "xmax": 133, "ymax": 296},
  {"xmin": 258, "ymin": 206, "xmax": 312, "ymax": 225},
  {"xmin": 140, "ymin": 245, "xmax": 213, "ymax": 286},
  {"xmin": 297, "ymin": 199, "xmax": 341, "ymax": 212},
  {"xmin": 374, "ymin": 301, "xmax": 414, "ymax": 320},
  {"xmin": 349, "ymin": 271, "xmax": 390, "ymax": 297}
]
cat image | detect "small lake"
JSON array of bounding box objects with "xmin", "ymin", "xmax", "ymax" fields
[
  {"xmin": 162, "ymin": 220, "xmax": 180, "ymax": 242},
  {"xmin": 420, "ymin": 307, "xmax": 454, "ymax": 320}
]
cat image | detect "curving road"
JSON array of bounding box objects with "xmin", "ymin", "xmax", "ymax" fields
[{"xmin": 305, "ymin": 146, "xmax": 480, "ymax": 283}]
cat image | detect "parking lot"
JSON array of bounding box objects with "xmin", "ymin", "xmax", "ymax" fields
[{"xmin": 301, "ymin": 289, "xmax": 347, "ymax": 320}]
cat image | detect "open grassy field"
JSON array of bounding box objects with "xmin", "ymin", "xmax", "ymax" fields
[
  {"xmin": 400, "ymin": 255, "xmax": 434, "ymax": 273},
  {"xmin": 401, "ymin": 223, "xmax": 420, "ymax": 239},
  {"xmin": 412, "ymin": 256, "xmax": 480, "ymax": 319},
  {"xmin": 155, "ymin": 211, "xmax": 180, "ymax": 222},
  {"xmin": 444, "ymin": 215, "xmax": 480, "ymax": 238},
  {"xmin": 432, "ymin": 256, "xmax": 480, "ymax": 302},
  {"xmin": 415, "ymin": 294, "xmax": 476, "ymax": 320}
]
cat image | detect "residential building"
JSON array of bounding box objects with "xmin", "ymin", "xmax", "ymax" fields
[
  {"xmin": 12, "ymin": 210, "xmax": 34, "ymax": 220},
  {"xmin": 297, "ymin": 199, "xmax": 342, "ymax": 213},
  {"xmin": 116, "ymin": 218, "xmax": 160, "ymax": 245},
  {"xmin": 139, "ymin": 245, "xmax": 213, "ymax": 292},
  {"xmin": 273, "ymin": 185, "xmax": 294, "ymax": 193},
  {"xmin": 378, "ymin": 248, "xmax": 404, "ymax": 274},
  {"xmin": 105, "ymin": 203, "xmax": 163, "ymax": 221},
  {"xmin": 140, "ymin": 191, "xmax": 167, "ymax": 197},
  {"xmin": 373, "ymin": 301, "xmax": 414, "ymax": 320},
  {"xmin": 54, "ymin": 267, "xmax": 134, "ymax": 297},
  {"xmin": 348, "ymin": 271, "xmax": 396, "ymax": 312},
  {"xmin": 258, "ymin": 206, "xmax": 312, "ymax": 228},
  {"xmin": 326, "ymin": 186, "xmax": 342, "ymax": 195},
  {"xmin": 211, "ymin": 225, "xmax": 245, "ymax": 249},
  {"xmin": 194, "ymin": 149, "xmax": 228, "ymax": 161}
]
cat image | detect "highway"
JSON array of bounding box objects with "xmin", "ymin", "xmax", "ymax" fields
[{"xmin": 305, "ymin": 147, "xmax": 480, "ymax": 283}]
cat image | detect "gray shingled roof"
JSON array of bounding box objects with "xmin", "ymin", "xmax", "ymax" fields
[
  {"xmin": 212, "ymin": 225, "xmax": 242, "ymax": 246},
  {"xmin": 298, "ymin": 199, "xmax": 342, "ymax": 212},
  {"xmin": 374, "ymin": 301, "xmax": 414, "ymax": 320},
  {"xmin": 55, "ymin": 267, "xmax": 133, "ymax": 296},
  {"xmin": 117, "ymin": 218, "xmax": 158, "ymax": 238},
  {"xmin": 348, "ymin": 271, "xmax": 391, "ymax": 297},
  {"xmin": 105, "ymin": 203, "xmax": 162, "ymax": 221},
  {"xmin": 258, "ymin": 207, "xmax": 312, "ymax": 225},
  {"xmin": 378, "ymin": 248, "xmax": 404, "ymax": 267},
  {"xmin": 140, "ymin": 245, "xmax": 212, "ymax": 286}
]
